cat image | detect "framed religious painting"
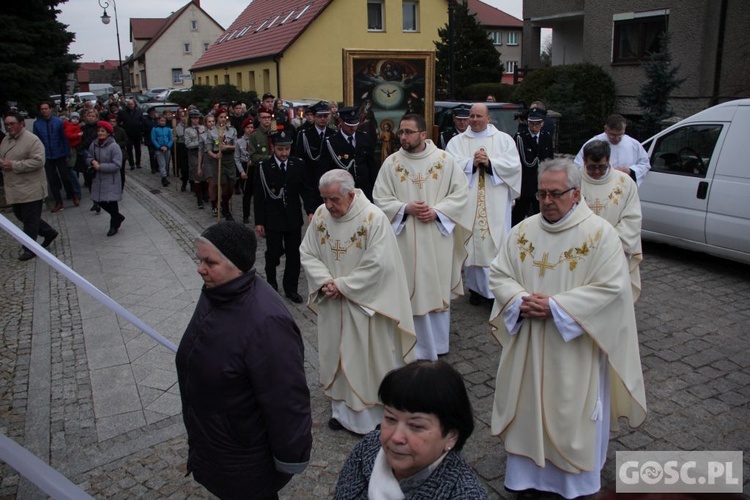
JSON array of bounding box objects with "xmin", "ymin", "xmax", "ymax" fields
[{"xmin": 343, "ymin": 49, "xmax": 435, "ymax": 163}]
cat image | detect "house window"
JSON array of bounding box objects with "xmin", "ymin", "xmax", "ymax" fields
[
  {"xmin": 183, "ymin": 43, "xmax": 191, "ymax": 54},
  {"xmin": 190, "ymin": 20, "xmax": 198, "ymax": 31},
  {"xmin": 368, "ymin": 0, "xmax": 384, "ymax": 31},
  {"xmin": 203, "ymin": 42, "xmax": 210, "ymax": 52},
  {"xmin": 489, "ymin": 31, "xmax": 502, "ymax": 45},
  {"xmin": 403, "ymin": 1, "xmax": 418, "ymax": 32},
  {"xmin": 507, "ymin": 32, "xmax": 519, "ymax": 45},
  {"xmin": 172, "ymin": 68, "xmax": 183, "ymax": 85},
  {"xmin": 613, "ymin": 12, "xmax": 668, "ymax": 63},
  {"xmin": 505, "ymin": 61, "xmax": 518, "ymax": 74}
]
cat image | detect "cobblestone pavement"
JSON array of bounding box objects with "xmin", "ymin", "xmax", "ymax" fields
[{"xmin": 0, "ymin": 160, "xmax": 748, "ymax": 499}]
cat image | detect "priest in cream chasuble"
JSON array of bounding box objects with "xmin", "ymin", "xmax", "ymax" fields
[
  {"xmin": 580, "ymin": 139, "xmax": 643, "ymax": 301},
  {"xmin": 488, "ymin": 159, "xmax": 646, "ymax": 499},
  {"xmin": 445, "ymin": 103, "xmax": 521, "ymax": 301},
  {"xmin": 301, "ymin": 171, "xmax": 416, "ymax": 434},
  {"xmin": 373, "ymin": 114, "xmax": 472, "ymax": 360}
]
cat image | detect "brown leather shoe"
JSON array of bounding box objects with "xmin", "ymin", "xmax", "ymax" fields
[
  {"xmin": 72, "ymin": 196, "xmax": 80, "ymax": 207},
  {"xmin": 51, "ymin": 203, "xmax": 64, "ymax": 213}
]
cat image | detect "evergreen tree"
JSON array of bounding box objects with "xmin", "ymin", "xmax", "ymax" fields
[
  {"xmin": 637, "ymin": 32, "xmax": 686, "ymax": 126},
  {"xmin": 0, "ymin": 0, "xmax": 78, "ymax": 113},
  {"xmin": 434, "ymin": 1, "xmax": 502, "ymax": 99}
]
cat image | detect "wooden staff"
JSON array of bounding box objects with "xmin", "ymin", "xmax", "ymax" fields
[
  {"xmin": 216, "ymin": 125, "xmax": 225, "ymax": 222},
  {"xmin": 172, "ymin": 121, "xmax": 178, "ymax": 183}
]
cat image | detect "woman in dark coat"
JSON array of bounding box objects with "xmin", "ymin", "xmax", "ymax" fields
[
  {"xmin": 176, "ymin": 222, "xmax": 313, "ymax": 500},
  {"xmin": 87, "ymin": 120, "xmax": 124, "ymax": 236}
]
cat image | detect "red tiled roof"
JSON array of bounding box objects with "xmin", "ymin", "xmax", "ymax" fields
[
  {"xmin": 78, "ymin": 60, "xmax": 122, "ymax": 70},
  {"xmin": 467, "ymin": 0, "xmax": 522, "ymax": 28},
  {"xmin": 130, "ymin": 18, "xmax": 168, "ymax": 41},
  {"xmin": 131, "ymin": 1, "xmax": 223, "ymax": 61},
  {"xmin": 191, "ymin": 0, "xmax": 334, "ymax": 71}
]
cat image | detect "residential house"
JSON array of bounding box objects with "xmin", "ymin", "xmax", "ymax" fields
[
  {"xmin": 466, "ymin": 0, "xmax": 522, "ymax": 84},
  {"xmin": 126, "ymin": 0, "xmax": 224, "ymax": 93},
  {"xmin": 76, "ymin": 61, "xmax": 125, "ymax": 93},
  {"xmin": 522, "ymin": 0, "xmax": 750, "ymax": 116},
  {"xmin": 190, "ymin": 0, "xmax": 449, "ymax": 102}
]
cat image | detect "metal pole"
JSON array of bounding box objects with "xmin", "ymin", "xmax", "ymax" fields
[
  {"xmin": 448, "ymin": 0, "xmax": 456, "ymax": 100},
  {"xmin": 99, "ymin": 0, "xmax": 127, "ymax": 96}
]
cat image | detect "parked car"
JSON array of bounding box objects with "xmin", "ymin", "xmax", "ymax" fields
[
  {"xmin": 124, "ymin": 93, "xmax": 152, "ymax": 108},
  {"xmin": 639, "ymin": 98, "xmax": 750, "ymax": 264},
  {"xmin": 141, "ymin": 102, "xmax": 181, "ymax": 116},
  {"xmin": 434, "ymin": 101, "xmax": 523, "ymax": 137},
  {"xmin": 165, "ymin": 88, "xmax": 189, "ymax": 101},
  {"xmin": 72, "ymin": 92, "xmax": 98, "ymax": 106},
  {"xmin": 144, "ymin": 88, "xmax": 170, "ymax": 100}
]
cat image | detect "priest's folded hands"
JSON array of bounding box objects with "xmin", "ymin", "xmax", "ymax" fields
[
  {"xmin": 519, "ymin": 293, "xmax": 552, "ymax": 319},
  {"xmin": 322, "ymin": 279, "xmax": 342, "ymax": 299}
]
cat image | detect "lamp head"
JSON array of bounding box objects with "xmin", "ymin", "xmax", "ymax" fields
[{"xmin": 101, "ymin": 9, "xmax": 111, "ymax": 24}]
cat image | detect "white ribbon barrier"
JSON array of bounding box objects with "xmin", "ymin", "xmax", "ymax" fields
[
  {"xmin": 0, "ymin": 214, "xmax": 177, "ymax": 352},
  {"xmin": 0, "ymin": 433, "xmax": 94, "ymax": 499}
]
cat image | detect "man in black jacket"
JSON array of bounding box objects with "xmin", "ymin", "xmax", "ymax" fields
[
  {"xmin": 318, "ymin": 106, "xmax": 379, "ymax": 201},
  {"xmin": 117, "ymin": 99, "xmax": 144, "ymax": 170},
  {"xmin": 294, "ymin": 101, "xmax": 335, "ymax": 205},
  {"xmin": 512, "ymin": 106, "xmax": 554, "ymax": 226},
  {"xmin": 254, "ymin": 126, "xmax": 316, "ymax": 303}
]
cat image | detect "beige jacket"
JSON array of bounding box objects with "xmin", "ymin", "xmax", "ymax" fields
[{"xmin": 0, "ymin": 128, "xmax": 47, "ymax": 204}]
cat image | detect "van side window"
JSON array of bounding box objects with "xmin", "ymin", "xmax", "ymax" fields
[{"xmin": 650, "ymin": 125, "xmax": 722, "ymax": 178}]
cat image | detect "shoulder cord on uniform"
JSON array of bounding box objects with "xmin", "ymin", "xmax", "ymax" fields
[
  {"xmin": 325, "ymin": 138, "xmax": 358, "ymax": 183},
  {"xmin": 516, "ymin": 134, "xmax": 540, "ymax": 169},
  {"xmin": 258, "ymin": 162, "xmax": 286, "ymax": 206},
  {"xmin": 302, "ymin": 131, "xmax": 322, "ymax": 161}
]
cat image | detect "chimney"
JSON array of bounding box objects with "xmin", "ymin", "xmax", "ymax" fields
[{"xmin": 192, "ymin": 0, "xmax": 200, "ymax": 7}]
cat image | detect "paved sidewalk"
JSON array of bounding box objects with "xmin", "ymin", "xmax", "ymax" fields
[{"xmin": 1, "ymin": 161, "xmax": 749, "ymax": 498}]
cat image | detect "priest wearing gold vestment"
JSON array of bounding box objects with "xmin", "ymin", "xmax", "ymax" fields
[
  {"xmin": 301, "ymin": 170, "xmax": 416, "ymax": 434},
  {"xmin": 489, "ymin": 158, "xmax": 647, "ymax": 499},
  {"xmin": 581, "ymin": 140, "xmax": 643, "ymax": 301},
  {"xmin": 373, "ymin": 114, "xmax": 472, "ymax": 360}
]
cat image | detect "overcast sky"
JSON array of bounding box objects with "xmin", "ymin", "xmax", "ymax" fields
[{"xmin": 58, "ymin": 0, "xmax": 524, "ymax": 62}]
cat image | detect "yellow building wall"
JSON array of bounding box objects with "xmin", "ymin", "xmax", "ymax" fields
[
  {"xmin": 281, "ymin": 0, "xmax": 447, "ymax": 102},
  {"xmin": 192, "ymin": 0, "xmax": 447, "ymax": 101},
  {"xmin": 193, "ymin": 58, "xmax": 278, "ymax": 95}
]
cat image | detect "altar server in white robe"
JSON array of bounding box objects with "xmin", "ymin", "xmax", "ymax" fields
[
  {"xmin": 580, "ymin": 139, "xmax": 643, "ymax": 301},
  {"xmin": 301, "ymin": 170, "xmax": 416, "ymax": 434},
  {"xmin": 489, "ymin": 158, "xmax": 647, "ymax": 499},
  {"xmin": 446, "ymin": 103, "xmax": 521, "ymax": 305},
  {"xmin": 373, "ymin": 114, "xmax": 472, "ymax": 360}
]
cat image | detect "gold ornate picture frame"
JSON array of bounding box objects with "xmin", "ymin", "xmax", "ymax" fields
[{"xmin": 343, "ymin": 49, "xmax": 435, "ymax": 161}]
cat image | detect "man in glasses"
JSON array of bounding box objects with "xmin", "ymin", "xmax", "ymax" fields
[
  {"xmin": 574, "ymin": 114, "xmax": 651, "ymax": 185},
  {"xmin": 0, "ymin": 111, "xmax": 59, "ymax": 261},
  {"xmin": 488, "ymin": 157, "xmax": 646, "ymax": 499},
  {"xmin": 373, "ymin": 114, "xmax": 472, "ymax": 360},
  {"xmin": 446, "ymin": 103, "xmax": 522, "ymax": 306},
  {"xmin": 581, "ymin": 140, "xmax": 643, "ymax": 300},
  {"xmin": 318, "ymin": 107, "xmax": 378, "ymax": 201}
]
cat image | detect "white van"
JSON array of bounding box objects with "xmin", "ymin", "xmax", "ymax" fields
[
  {"xmin": 89, "ymin": 84, "xmax": 116, "ymax": 98},
  {"xmin": 72, "ymin": 92, "xmax": 98, "ymax": 105},
  {"xmin": 639, "ymin": 98, "xmax": 750, "ymax": 264}
]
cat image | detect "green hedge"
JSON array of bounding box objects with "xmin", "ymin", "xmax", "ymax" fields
[
  {"xmin": 169, "ymin": 84, "xmax": 258, "ymax": 113},
  {"xmin": 458, "ymin": 83, "xmax": 515, "ymax": 103}
]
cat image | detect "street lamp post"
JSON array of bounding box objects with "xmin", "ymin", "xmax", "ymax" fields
[{"xmin": 99, "ymin": 0, "xmax": 127, "ymax": 97}]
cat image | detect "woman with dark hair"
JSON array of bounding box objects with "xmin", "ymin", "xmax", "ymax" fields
[{"xmin": 334, "ymin": 360, "xmax": 487, "ymax": 499}]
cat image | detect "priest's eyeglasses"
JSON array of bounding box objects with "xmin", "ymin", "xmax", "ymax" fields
[
  {"xmin": 396, "ymin": 129, "xmax": 423, "ymax": 136},
  {"xmin": 585, "ymin": 164, "xmax": 610, "ymax": 173},
  {"xmin": 535, "ymin": 187, "xmax": 575, "ymax": 200}
]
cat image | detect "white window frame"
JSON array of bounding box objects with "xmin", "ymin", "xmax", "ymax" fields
[
  {"xmin": 489, "ymin": 31, "xmax": 502, "ymax": 45},
  {"xmin": 368, "ymin": 0, "xmax": 385, "ymax": 31},
  {"xmin": 203, "ymin": 42, "xmax": 210, "ymax": 52},
  {"xmin": 172, "ymin": 68, "xmax": 183, "ymax": 85},
  {"xmin": 190, "ymin": 20, "xmax": 198, "ymax": 31},
  {"xmin": 183, "ymin": 42, "xmax": 191, "ymax": 54},
  {"xmin": 507, "ymin": 31, "xmax": 519, "ymax": 45},
  {"xmin": 505, "ymin": 60, "xmax": 518, "ymax": 74},
  {"xmin": 402, "ymin": 1, "xmax": 419, "ymax": 32}
]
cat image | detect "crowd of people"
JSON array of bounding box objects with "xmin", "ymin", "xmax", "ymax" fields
[{"xmin": 2, "ymin": 94, "xmax": 653, "ymax": 499}]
